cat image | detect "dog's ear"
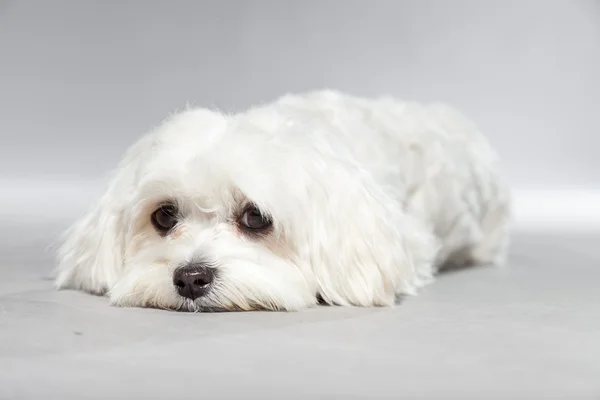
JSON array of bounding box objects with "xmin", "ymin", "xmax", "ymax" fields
[
  {"xmin": 55, "ymin": 194, "xmax": 126, "ymax": 295},
  {"xmin": 54, "ymin": 136, "xmax": 152, "ymax": 295},
  {"xmin": 306, "ymin": 165, "xmax": 438, "ymax": 307}
]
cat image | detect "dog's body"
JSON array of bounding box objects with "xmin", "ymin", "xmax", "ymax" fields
[{"xmin": 56, "ymin": 90, "xmax": 510, "ymax": 311}]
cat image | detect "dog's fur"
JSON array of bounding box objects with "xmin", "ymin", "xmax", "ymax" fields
[{"xmin": 55, "ymin": 90, "xmax": 510, "ymax": 311}]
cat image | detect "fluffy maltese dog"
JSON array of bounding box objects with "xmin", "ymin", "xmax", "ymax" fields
[{"xmin": 55, "ymin": 90, "xmax": 510, "ymax": 312}]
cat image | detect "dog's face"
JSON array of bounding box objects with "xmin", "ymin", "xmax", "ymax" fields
[
  {"xmin": 96, "ymin": 109, "xmax": 319, "ymax": 311},
  {"xmin": 115, "ymin": 164, "xmax": 315, "ymax": 312},
  {"xmin": 56, "ymin": 107, "xmax": 435, "ymax": 311}
]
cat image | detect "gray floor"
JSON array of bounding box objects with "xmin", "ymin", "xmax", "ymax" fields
[{"xmin": 1, "ymin": 222, "xmax": 598, "ymax": 399}]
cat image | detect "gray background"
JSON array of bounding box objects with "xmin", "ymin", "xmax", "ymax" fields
[
  {"xmin": 1, "ymin": 0, "xmax": 599, "ymax": 189},
  {"xmin": 1, "ymin": 1, "xmax": 599, "ymax": 399}
]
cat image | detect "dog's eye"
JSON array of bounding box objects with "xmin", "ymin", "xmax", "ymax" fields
[
  {"xmin": 240, "ymin": 206, "xmax": 272, "ymax": 231},
  {"xmin": 151, "ymin": 204, "xmax": 178, "ymax": 234}
]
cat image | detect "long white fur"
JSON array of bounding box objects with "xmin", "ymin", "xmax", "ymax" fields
[{"xmin": 55, "ymin": 90, "xmax": 510, "ymax": 311}]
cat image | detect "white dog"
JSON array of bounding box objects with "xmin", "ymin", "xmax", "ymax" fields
[{"xmin": 55, "ymin": 90, "xmax": 510, "ymax": 312}]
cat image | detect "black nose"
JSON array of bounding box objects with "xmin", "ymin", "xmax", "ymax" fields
[{"xmin": 173, "ymin": 264, "xmax": 215, "ymax": 300}]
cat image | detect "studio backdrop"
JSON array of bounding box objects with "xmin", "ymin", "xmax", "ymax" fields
[{"xmin": 1, "ymin": 0, "xmax": 599, "ymax": 229}]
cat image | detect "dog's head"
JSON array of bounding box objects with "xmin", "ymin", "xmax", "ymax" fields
[{"xmin": 56, "ymin": 106, "xmax": 434, "ymax": 311}]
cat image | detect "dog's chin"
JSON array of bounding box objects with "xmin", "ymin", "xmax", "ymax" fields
[
  {"xmin": 173, "ymin": 299, "xmax": 226, "ymax": 313},
  {"xmin": 177, "ymin": 299, "xmax": 284, "ymax": 313},
  {"xmin": 119, "ymin": 290, "xmax": 301, "ymax": 313}
]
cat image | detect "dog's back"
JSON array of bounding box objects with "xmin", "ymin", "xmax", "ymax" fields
[{"xmin": 246, "ymin": 90, "xmax": 511, "ymax": 269}]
